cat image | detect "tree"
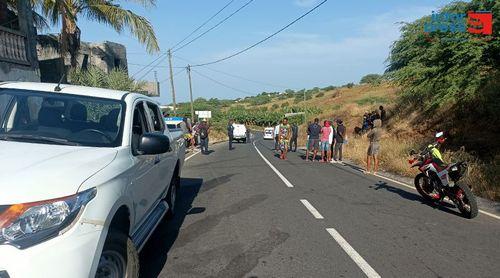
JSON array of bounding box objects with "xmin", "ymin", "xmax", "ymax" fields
[
  {"xmin": 386, "ymin": 0, "xmax": 499, "ymax": 111},
  {"xmin": 360, "ymin": 74, "xmax": 382, "ymax": 85},
  {"xmin": 69, "ymin": 66, "xmax": 145, "ymax": 91},
  {"xmin": 36, "ymin": 0, "xmax": 159, "ymax": 67}
]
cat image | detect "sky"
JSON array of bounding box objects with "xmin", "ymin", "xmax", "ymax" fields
[{"xmin": 45, "ymin": 0, "xmax": 453, "ymax": 104}]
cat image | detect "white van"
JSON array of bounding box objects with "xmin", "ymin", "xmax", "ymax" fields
[
  {"xmin": 232, "ymin": 123, "xmax": 247, "ymax": 143},
  {"xmin": 263, "ymin": 127, "xmax": 274, "ymax": 140}
]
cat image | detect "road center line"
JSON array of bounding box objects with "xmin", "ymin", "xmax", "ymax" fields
[
  {"xmin": 326, "ymin": 228, "xmax": 382, "ymax": 278},
  {"xmin": 253, "ymin": 141, "xmax": 294, "ymax": 188},
  {"xmin": 185, "ymin": 150, "xmax": 201, "ymax": 161},
  {"xmin": 300, "ymin": 199, "xmax": 324, "ymax": 219}
]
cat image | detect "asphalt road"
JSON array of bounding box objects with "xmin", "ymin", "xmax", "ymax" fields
[{"xmin": 140, "ymin": 134, "xmax": 500, "ymax": 278}]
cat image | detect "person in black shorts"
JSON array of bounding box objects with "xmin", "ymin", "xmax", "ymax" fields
[{"xmin": 305, "ymin": 118, "xmax": 321, "ymax": 161}]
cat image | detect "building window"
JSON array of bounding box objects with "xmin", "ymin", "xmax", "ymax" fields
[{"xmin": 0, "ymin": 1, "xmax": 20, "ymax": 31}]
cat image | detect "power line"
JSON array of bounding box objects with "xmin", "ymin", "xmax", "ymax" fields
[
  {"xmin": 174, "ymin": 55, "xmax": 289, "ymax": 89},
  {"xmin": 190, "ymin": 0, "xmax": 328, "ymax": 67},
  {"xmin": 191, "ymin": 68, "xmax": 255, "ymax": 96},
  {"xmin": 131, "ymin": 52, "xmax": 168, "ymax": 78},
  {"xmin": 128, "ymin": 62, "xmax": 184, "ymax": 69},
  {"xmin": 135, "ymin": 55, "xmax": 170, "ymax": 81},
  {"xmin": 170, "ymin": 0, "xmax": 237, "ymax": 50},
  {"xmin": 159, "ymin": 68, "xmax": 185, "ymax": 83},
  {"xmin": 172, "ymin": 0, "xmax": 255, "ymax": 53}
]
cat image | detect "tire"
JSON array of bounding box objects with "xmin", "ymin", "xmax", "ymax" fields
[
  {"xmin": 455, "ymin": 183, "xmax": 478, "ymax": 219},
  {"xmin": 414, "ymin": 173, "xmax": 436, "ymax": 202},
  {"xmin": 242, "ymin": 138, "xmax": 247, "ymax": 143},
  {"xmin": 166, "ymin": 172, "xmax": 180, "ymax": 220},
  {"xmin": 96, "ymin": 230, "xmax": 139, "ymax": 278}
]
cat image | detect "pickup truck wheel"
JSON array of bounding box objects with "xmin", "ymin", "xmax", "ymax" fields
[
  {"xmin": 96, "ymin": 230, "xmax": 139, "ymax": 278},
  {"xmin": 166, "ymin": 174, "xmax": 180, "ymax": 220}
]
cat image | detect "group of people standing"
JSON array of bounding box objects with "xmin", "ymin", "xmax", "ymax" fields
[
  {"xmin": 305, "ymin": 118, "xmax": 346, "ymax": 163},
  {"xmin": 270, "ymin": 111, "xmax": 384, "ymax": 175}
]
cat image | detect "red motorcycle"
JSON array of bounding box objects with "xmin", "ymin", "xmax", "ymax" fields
[{"xmin": 409, "ymin": 145, "xmax": 478, "ymax": 219}]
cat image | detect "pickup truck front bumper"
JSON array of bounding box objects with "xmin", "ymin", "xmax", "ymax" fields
[{"xmin": 0, "ymin": 221, "xmax": 104, "ymax": 278}]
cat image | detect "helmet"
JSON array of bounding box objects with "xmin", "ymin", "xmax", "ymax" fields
[{"xmin": 435, "ymin": 131, "xmax": 446, "ymax": 144}]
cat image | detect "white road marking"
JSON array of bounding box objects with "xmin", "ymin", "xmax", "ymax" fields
[
  {"xmin": 326, "ymin": 228, "xmax": 382, "ymax": 278},
  {"xmin": 300, "ymin": 199, "xmax": 324, "ymax": 219},
  {"xmin": 253, "ymin": 141, "xmax": 294, "ymax": 188},
  {"xmin": 185, "ymin": 150, "xmax": 201, "ymax": 161}
]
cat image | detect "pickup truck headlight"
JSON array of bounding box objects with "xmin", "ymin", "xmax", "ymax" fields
[{"xmin": 0, "ymin": 188, "xmax": 96, "ymax": 249}]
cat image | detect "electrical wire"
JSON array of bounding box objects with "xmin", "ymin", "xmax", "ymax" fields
[
  {"xmin": 174, "ymin": 55, "xmax": 289, "ymax": 89},
  {"xmin": 172, "ymin": 0, "xmax": 255, "ymax": 53},
  {"xmin": 130, "ymin": 52, "xmax": 168, "ymax": 78},
  {"xmin": 190, "ymin": 0, "xmax": 328, "ymax": 67},
  {"xmin": 191, "ymin": 69, "xmax": 255, "ymax": 96},
  {"xmin": 159, "ymin": 68, "xmax": 185, "ymax": 83},
  {"xmin": 135, "ymin": 55, "xmax": 171, "ymax": 81},
  {"xmin": 128, "ymin": 62, "xmax": 184, "ymax": 69},
  {"xmin": 170, "ymin": 0, "xmax": 237, "ymax": 50}
]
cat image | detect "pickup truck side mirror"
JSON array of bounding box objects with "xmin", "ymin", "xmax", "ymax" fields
[{"xmin": 138, "ymin": 133, "xmax": 170, "ymax": 155}]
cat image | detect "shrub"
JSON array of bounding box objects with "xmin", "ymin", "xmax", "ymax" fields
[
  {"xmin": 360, "ymin": 74, "xmax": 382, "ymax": 85},
  {"xmin": 69, "ymin": 66, "xmax": 145, "ymax": 92},
  {"xmin": 316, "ymin": 92, "xmax": 325, "ymax": 98}
]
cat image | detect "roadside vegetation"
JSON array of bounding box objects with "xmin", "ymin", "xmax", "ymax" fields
[{"xmin": 69, "ymin": 66, "xmax": 145, "ymax": 92}]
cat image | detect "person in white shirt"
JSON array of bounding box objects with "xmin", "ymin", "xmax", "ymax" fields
[{"xmin": 274, "ymin": 123, "xmax": 280, "ymax": 151}]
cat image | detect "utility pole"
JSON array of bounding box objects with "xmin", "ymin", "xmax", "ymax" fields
[
  {"xmin": 167, "ymin": 49, "xmax": 177, "ymax": 115},
  {"xmin": 187, "ymin": 65, "xmax": 195, "ymax": 122},
  {"xmin": 303, "ymin": 89, "xmax": 307, "ymax": 124}
]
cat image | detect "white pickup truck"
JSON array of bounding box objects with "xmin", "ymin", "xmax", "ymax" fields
[{"xmin": 0, "ymin": 82, "xmax": 185, "ymax": 277}]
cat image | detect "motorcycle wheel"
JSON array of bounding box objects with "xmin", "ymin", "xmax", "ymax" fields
[
  {"xmin": 414, "ymin": 173, "xmax": 436, "ymax": 202},
  {"xmin": 455, "ymin": 183, "xmax": 478, "ymax": 219}
]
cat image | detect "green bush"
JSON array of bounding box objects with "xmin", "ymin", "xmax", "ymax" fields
[
  {"xmin": 360, "ymin": 74, "xmax": 382, "ymax": 85},
  {"xmin": 69, "ymin": 66, "xmax": 145, "ymax": 92},
  {"xmin": 316, "ymin": 92, "xmax": 325, "ymax": 98}
]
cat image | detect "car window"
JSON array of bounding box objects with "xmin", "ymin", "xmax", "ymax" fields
[
  {"xmin": 0, "ymin": 89, "xmax": 124, "ymax": 147},
  {"xmin": 146, "ymin": 102, "xmax": 164, "ymax": 132}
]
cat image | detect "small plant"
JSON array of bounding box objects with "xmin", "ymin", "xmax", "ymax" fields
[
  {"xmin": 316, "ymin": 92, "xmax": 325, "ymax": 98},
  {"xmin": 69, "ymin": 66, "xmax": 145, "ymax": 92}
]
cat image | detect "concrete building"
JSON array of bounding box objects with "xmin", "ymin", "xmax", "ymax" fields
[
  {"xmin": 0, "ymin": 0, "xmax": 40, "ymax": 82},
  {"xmin": 37, "ymin": 36, "xmax": 128, "ymax": 83}
]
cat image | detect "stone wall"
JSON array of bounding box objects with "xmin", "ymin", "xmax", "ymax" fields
[{"xmin": 37, "ymin": 37, "xmax": 128, "ymax": 82}]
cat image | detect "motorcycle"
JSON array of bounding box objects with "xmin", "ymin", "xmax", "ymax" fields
[{"xmin": 409, "ymin": 145, "xmax": 478, "ymax": 219}]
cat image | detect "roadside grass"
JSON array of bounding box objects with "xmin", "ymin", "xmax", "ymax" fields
[{"xmin": 355, "ymin": 96, "xmax": 389, "ymax": 106}]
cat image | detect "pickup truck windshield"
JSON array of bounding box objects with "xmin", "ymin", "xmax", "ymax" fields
[{"xmin": 0, "ymin": 88, "xmax": 124, "ymax": 147}]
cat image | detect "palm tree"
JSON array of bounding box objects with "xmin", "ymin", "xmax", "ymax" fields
[{"xmin": 35, "ymin": 0, "xmax": 159, "ymax": 67}]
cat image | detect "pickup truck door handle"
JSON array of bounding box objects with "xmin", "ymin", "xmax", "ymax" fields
[{"xmin": 154, "ymin": 155, "xmax": 161, "ymax": 165}]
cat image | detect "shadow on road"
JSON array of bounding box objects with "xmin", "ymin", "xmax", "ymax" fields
[
  {"xmin": 139, "ymin": 177, "xmax": 204, "ymax": 278},
  {"xmin": 371, "ymin": 181, "xmax": 462, "ymax": 217}
]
